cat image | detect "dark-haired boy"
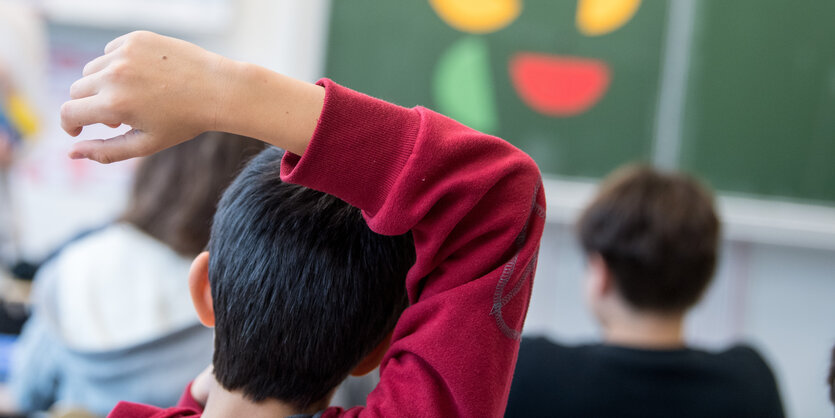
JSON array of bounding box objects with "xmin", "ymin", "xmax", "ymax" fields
[
  {"xmin": 67, "ymin": 32, "xmax": 545, "ymax": 417},
  {"xmin": 111, "ymin": 147, "xmax": 415, "ymax": 417},
  {"xmin": 506, "ymin": 165, "xmax": 785, "ymax": 418}
]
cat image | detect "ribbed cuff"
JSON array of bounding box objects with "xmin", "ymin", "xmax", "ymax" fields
[{"xmin": 281, "ymin": 78, "xmax": 421, "ymax": 215}]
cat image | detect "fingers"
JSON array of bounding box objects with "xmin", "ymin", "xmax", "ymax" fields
[
  {"xmin": 60, "ymin": 96, "xmax": 121, "ymax": 137},
  {"xmin": 82, "ymin": 54, "xmax": 112, "ymax": 77},
  {"xmin": 69, "ymin": 129, "xmax": 149, "ymax": 164},
  {"xmin": 69, "ymin": 72, "xmax": 102, "ymax": 100},
  {"xmin": 104, "ymin": 33, "xmax": 131, "ymax": 54}
]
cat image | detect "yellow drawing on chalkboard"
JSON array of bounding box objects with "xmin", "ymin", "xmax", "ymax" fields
[
  {"xmin": 429, "ymin": 0, "xmax": 521, "ymax": 34},
  {"xmin": 576, "ymin": 0, "xmax": 641, "ymax": 36}
]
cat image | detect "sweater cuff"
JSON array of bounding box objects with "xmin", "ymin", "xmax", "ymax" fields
[{"xmin": 280, "ymin": 78, "xmax": 420, "ymax": 215}]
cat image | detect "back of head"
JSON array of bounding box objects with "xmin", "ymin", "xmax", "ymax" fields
[
  {"xmin": 208, "ymin": 147, "xmax": 415, "ymax": 409},
  {"xmin": 577, "ymin": 164, "xmax": 720, "ymax": 313},
  {"xmin": 123, "ymin": 132, "xmax": 265, "ymax": 257}
]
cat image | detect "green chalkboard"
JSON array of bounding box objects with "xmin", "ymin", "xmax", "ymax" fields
[
  {"xmin": 325, "ymin": 0, "xmax": 668, "ymax": 179},
  {"xmin": 325, "ymin": 0, "xmax": 835, "ymax": 206},
  {"xmin": 680, "ymin": 0, "xmax": 835, "ymax": 205}
]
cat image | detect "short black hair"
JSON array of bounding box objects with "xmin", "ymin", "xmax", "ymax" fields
[
  {"xmin": 577, "ymin": 164, "xmax": 720, "ymax": 313},
  {"xmin": 207, "ymin": 147, "xmax": 414, "ymax": 408}
]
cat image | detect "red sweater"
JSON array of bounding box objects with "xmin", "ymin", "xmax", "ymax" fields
[{"xmin": 109, "ymin": 79, "xmax": 545, "ymax": 418}]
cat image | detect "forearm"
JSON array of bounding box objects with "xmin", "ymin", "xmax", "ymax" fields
[{"xmin": 218, "ymin": 61, "xmax": 324, "ymax": 156}]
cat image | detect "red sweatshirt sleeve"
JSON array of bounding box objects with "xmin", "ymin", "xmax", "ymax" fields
[
  {"xmin": 281, "ymin": 79, "xmax": 545, "ymax": 418},
  {"xmin": 107, "ymin": 383, "xmax": 202, "ymax": 418}
]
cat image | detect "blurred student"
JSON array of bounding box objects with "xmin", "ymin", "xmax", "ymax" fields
[
  {"xmin": 506, "ymin": 165, "xmax": 785, "ymax": 418},
  {"xmin": 10, "ymin": 132, "xmax": 263, "ymax": 416},
  {"xmin": 60, "ymin": 31, "xmax": 544, "ymax": 417},
  {"xmin": 113, "ymin": 147, "xmax": 416, "ymax": 417}
]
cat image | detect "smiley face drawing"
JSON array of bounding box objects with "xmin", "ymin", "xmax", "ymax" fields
[
  {"xmin": 326, "ymin": 1, "xmax": 667, "ymax": 178},
  {"xmin": 430, "ymin": 0, "xmax": 640, "ymax": 132}
]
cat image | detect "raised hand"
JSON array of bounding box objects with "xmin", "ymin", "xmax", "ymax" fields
[
  {"xmin": 61, "ymin": 31, "xmax": 233, "ymax": 163},
  {"xmin": 63, "ymin": 31, "xmax": 325, "ymax": 164}
]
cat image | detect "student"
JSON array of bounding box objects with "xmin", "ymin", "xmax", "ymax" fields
[
  {"xmin": 506, "ymin": 165, "xmax": 784, "ymax": 418},
  {"xmin": 110, "ymin": 147, "xmax": 415, "ymax": 416},
  {"xmin": 10, "ymin": 132, "xmax": 263, "ymax": 416},
  {"xmin": 61, "ymin": 31, "xmax": 545, "ymax": 417}
]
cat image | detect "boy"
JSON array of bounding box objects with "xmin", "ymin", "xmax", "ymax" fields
[
  {"xmin": 112, "ymin": 147, "xmax": 415, "ymax": 417},
  {"xmin": 506, "ymin": 165, "xmax": 784, "ymax": 418},
  {"xmin": 62, "ymin": 31, "xmax": 545, "ymax": 417}
]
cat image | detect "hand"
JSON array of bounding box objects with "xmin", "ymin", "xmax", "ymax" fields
[
  {"xmin": 190, "ymin": 365, "xmax": 217, "ymax": 407},
  {"xmin": 61, "ymin": 31, "xmax": 234, "ymax": 164}
]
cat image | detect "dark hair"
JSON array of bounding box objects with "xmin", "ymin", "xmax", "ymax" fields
[
  {"xmin": 122, "ymin": 132, "xmax": 265, "ymax": 256},
  {"xmin": 208, "ymin": 147, "xmax": 414, "ymax": 409},
  {"xmin": 577, "ymin": 164, "xmax": 720, "ymax": 313}
]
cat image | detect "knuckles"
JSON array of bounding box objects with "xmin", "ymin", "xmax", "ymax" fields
[
  {"xmin": 68, "ymin": 81, "xmax": 83, "ymax": 99},
  {"xmin": 105, "ymin": 94, "xmax": 131, "ymax": 120},
  {"xmin": 106, "ymin": 60, "xmax": 130, "ymax": 81},
  {"xmin": 95, "ymin": 152, "xmax": 113, "ymax": 165}
]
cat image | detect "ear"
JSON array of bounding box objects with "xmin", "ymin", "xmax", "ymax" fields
[
  {"xmin": 188, "ymin": 251, "xmax": 215, "ymax": 327},
  {"xmin": 350, "ymin": 331, "xmax": 393, "ymax": 377},
  {"xmin": 587, "ymin": 253, "xmax": 614, "ymax": 298}
]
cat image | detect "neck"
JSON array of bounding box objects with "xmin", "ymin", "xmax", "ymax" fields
[
  {"xmin": 601, "ymin": 308, "xmax": 685, "ymax": 349},
  {"xmin": 200, "ymin": 385, "xmax": 326, "ymax": 418}
]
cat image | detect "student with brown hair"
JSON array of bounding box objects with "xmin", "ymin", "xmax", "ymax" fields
[
  {"xmin": 507, "ymin": 165, "xmax": 785, "ymax": 418},
  {"xmin": 9, "ymin": 132, "xmax": 263, "ymax": 416}
]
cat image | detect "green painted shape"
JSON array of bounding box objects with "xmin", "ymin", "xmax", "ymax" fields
[{"xmin": 433, "ymin": 36, "xmax": 498, "ymax": 133}]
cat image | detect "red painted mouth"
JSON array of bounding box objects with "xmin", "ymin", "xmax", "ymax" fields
[{"xmin": 509, "ymin": 52, "xmax": 611, "ymax": 117}]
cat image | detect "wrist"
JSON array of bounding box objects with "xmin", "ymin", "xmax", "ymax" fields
[
  {"xmin": 213, "ymin": 61, "xmax": 324, "ymax": 155},
  {"xmin": 208, "ymin": 56, "xmax": 247, "ymax": 134}
]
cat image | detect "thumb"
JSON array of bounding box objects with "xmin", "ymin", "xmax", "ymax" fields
[{"xmin": 69, "ymin": 129, "xmax": 152, "ymax": 164}]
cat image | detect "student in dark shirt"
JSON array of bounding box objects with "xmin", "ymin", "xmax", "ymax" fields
[{"xmin": 507, "ymin": 165, "xmax": 785, "ymax": 418}]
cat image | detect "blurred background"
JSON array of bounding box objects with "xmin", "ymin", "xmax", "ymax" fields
[{"xmin": 0, "ymin": 0, "xmax": 832, "ymax": 416}]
